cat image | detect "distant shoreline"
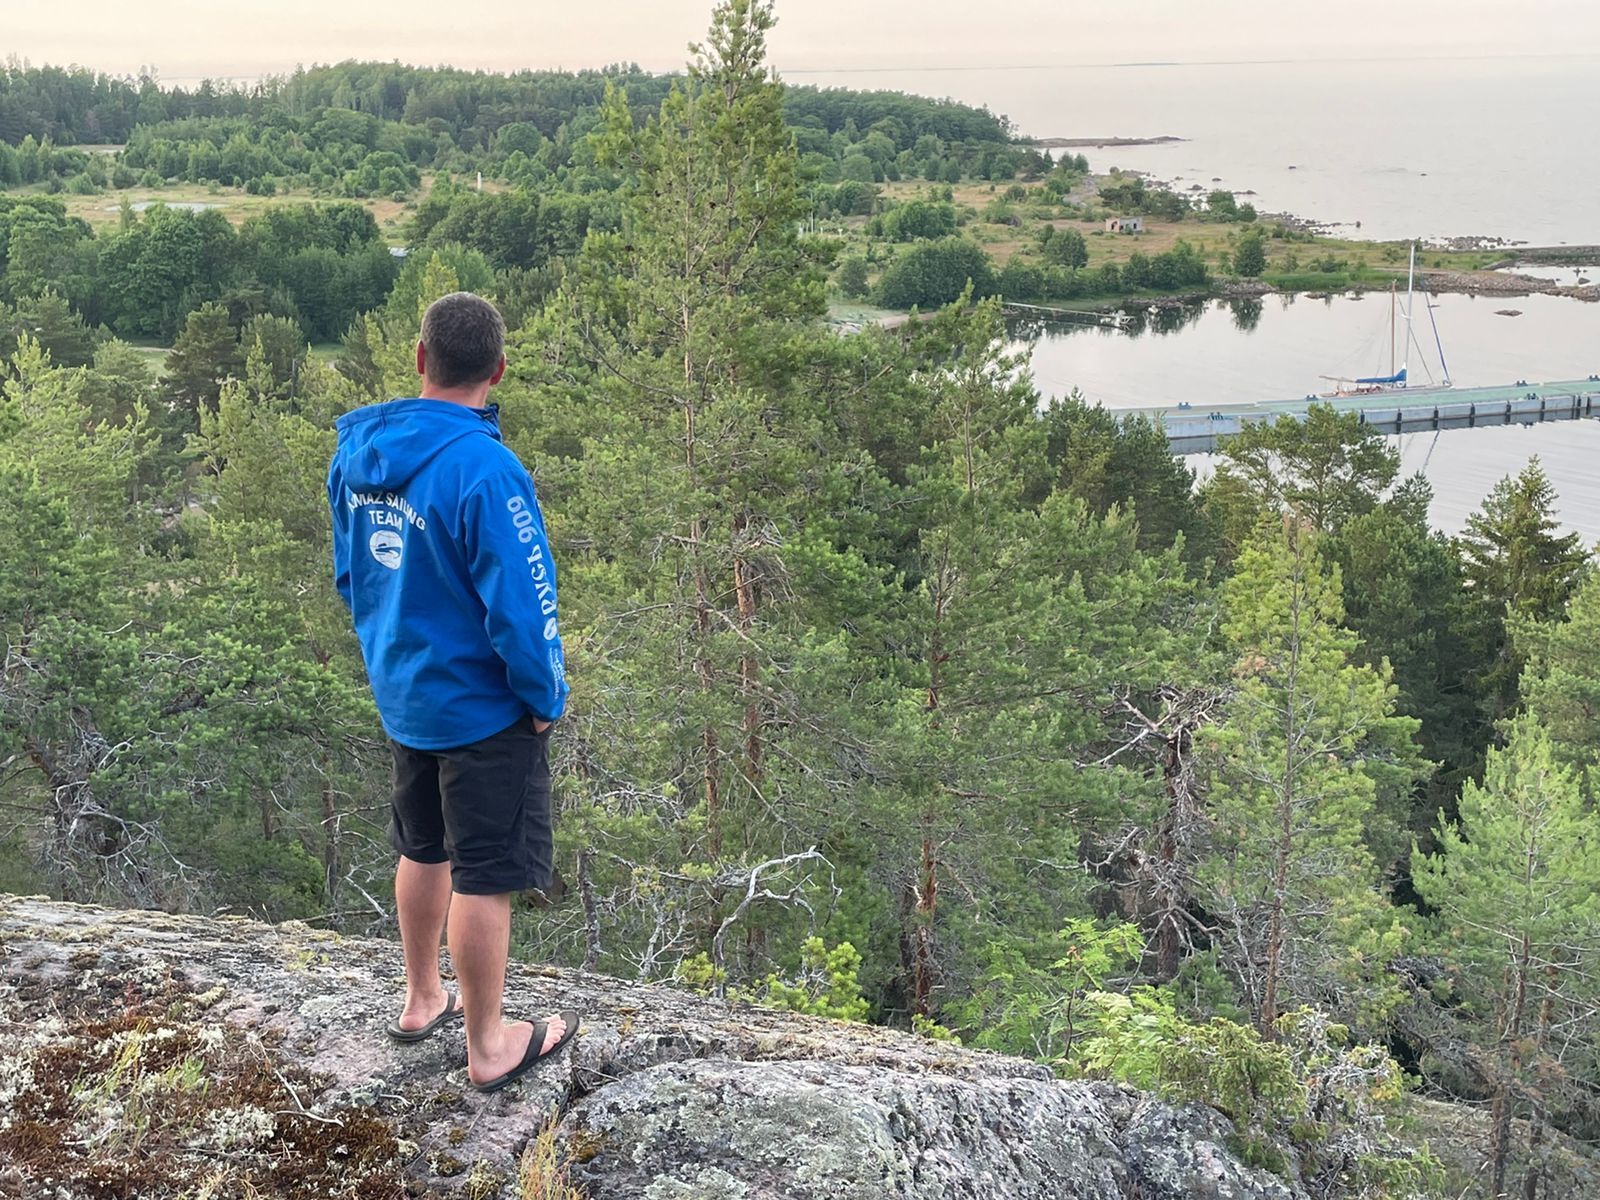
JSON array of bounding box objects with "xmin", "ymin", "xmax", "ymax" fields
[{"xmin": 1026, "ymin": 135, "xmax": 1185, "ymax": 148}]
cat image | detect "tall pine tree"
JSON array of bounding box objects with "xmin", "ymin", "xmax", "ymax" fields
[
  {"xmin": 1413, "ymin": 716, "xmax": 1600, "ymax": 1199},
  {"xmin": 1199, "ymin": 516, "xmax": 1420, "ymax": 1033},
  {"xmin": 1457, "ymin": 459, "xmax": 1589, "ymax": 729}
]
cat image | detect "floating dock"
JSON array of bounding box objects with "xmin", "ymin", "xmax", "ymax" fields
[{"xmin": 1126, "ymin": 379, "xmax": 1600, "ymax": 454}]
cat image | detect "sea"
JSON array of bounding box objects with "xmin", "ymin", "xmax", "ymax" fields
[{"xmin": 802, "ymin": 56, "xmax": 1600, "ymax": 543}]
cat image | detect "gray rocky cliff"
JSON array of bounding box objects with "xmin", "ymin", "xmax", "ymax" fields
[{"xmin": 0, "ymin": 895, "xmax": 1304, "ymax": 1199}]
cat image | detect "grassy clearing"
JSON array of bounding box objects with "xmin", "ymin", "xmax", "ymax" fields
[
  {"xmin": 119, "ymin": 341, "xmax": 341, "ymax": 379},
  {"xmin": 827, "ymin": 301, "xmax": 902, "ymax": 326},
  {"xmin": 871, "ymin": 176, "xmax": 1505, "ymax": 285},
  {"xmin": 47, "ymin": 173, "xmax": 449, "ymax": 244},
  {"xmin": 123, "ymin": 343, "xmax": 172, "ymax": 377}
]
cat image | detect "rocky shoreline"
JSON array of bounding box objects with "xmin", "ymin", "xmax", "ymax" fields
[
  {"xmin": 1027, "ymin": 135, "xmax": 1185, "ymax": 148},
  {"xmin": 1416, "ymin": 268, "xmax": 1599, "ymax": 302},
  {"xmin": 992, "ymin": 269, "xmax": 1597, "ymax": 327}
]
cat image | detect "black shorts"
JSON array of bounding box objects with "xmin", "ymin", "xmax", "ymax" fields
[{"xmin": 389, "ymin": 718, "xmax": 553, "ymax": 895}]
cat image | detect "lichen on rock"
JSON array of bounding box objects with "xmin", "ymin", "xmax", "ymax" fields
[{"xmin": 0, "ymin": 895, "xmax": 1309, "ymax": 1199}]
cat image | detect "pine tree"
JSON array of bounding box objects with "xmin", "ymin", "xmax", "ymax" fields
[
  {"xmin": 1457, "ymin": 459, "xmax": 1589, "ymax": 727},
  {"xmin": 1199, "ymin": 516, "xmax": 1419, "ymax": 1033},
  {"xmin": 164, "ymin": 302, "xmax": 242, "ymax": 419},
  {"xmin": 892, "ymin": 297, "xmax": 1050, "ymax": 1016},
  {"xmin": 1203, "ymin": 404, "xmax": 1400, "ymax": 551},
  {"xmin": 1413, "ymin": 716, "xmax": 1600, "ymax": 1198},
  {"xmin": 0, "ymin": 336, "xmax": 168, "ymax": 898},
  {"xmin": 1039, "ymin": 392, "xmax": 1212, "ymax": 560},
  {"xmin": 498, "ymin": 0, "xmax": 859, "ymax": 982},
  {"xmin": 3, "ymin": 290, "xmax": 98, "ymax": 368},
  {"xmin": 1518, "ymin": 570, "xmax": 1600, "ymax": 793},
  {"xmin": 578, "ymin": 0, "xmax": 825, "ymax": 861},
  {"xmin": 1328, "ymin": 489, "xmax": 1487, "ymax": 841},
  {"xmin": 183, "ymin": 362, "xmax": 381, "ymax": 921},
  {"xmin": 877, "ymin": 296, "xmax": 1208, "ymax": 1019}
]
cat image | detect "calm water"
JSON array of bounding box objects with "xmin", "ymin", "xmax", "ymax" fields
[
  {"xmin": 1017, "ymin": 293, "xmax": 1600, "ymax": 408},
  {"xmin": 802, "ymin": 56, "xmax": 1600, "ymax": 539},
  {"xmin": 1187, "ymin": 422, "xmax": 1600, "ymax": 546},
  {"xmin": 801, "ymin": 56, "xmax": 1600, "ymax": 246},
  {"xmin": 1012, "ymin": 293, "xmax": 1600, "ymax": 543}
]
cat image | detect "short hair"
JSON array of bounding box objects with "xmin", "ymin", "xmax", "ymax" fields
[{"xmin": 420, "ymin": 292, "xmax": 506, "ymax": 388}]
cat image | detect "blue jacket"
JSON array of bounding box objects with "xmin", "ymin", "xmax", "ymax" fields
[{"xmin": 328, "ymin": 398, "xmax": 568, "ymax": 750}]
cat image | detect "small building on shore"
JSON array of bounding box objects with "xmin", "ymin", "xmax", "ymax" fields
[{"xmin": 1105, "ymin": 217, "xmax": 1143, "ymax": 234}]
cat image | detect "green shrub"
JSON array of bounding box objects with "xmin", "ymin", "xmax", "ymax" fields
[
  {"xmin": 880, "ymin": 200, "xmax": 957, "ymax": 242},
  {"xmin": 871, "ymin": 237, "xmax": 995, "ymax": 309}
]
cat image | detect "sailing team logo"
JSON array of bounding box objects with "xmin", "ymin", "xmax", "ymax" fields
[{"xmin": 369, "ymin": 529, "xmax": 403, "ymax": 569}]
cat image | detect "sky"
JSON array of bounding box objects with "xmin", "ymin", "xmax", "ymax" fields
[{"xmin": 9, "ymin": 0, "xmax": 1600, "ymax": 82}]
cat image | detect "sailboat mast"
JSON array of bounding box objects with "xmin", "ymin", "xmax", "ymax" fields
[
  {"xmin": 1402, "ymin": 242, "xmax": 1416, "ymax": 383},
  {"xmin": 1426, "ymin": 278, "xmax": 1452, "ymax": 387},
  {"xmin": 1389, "ymin": 283, "xmax": 1396, "ymax": 377}
]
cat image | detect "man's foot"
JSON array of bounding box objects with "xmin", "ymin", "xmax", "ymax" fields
[
  {"xmin": 388, "ymin": 989, "xmax": 464, "ymax": 1042},
  {"xmin": 468, "ymin": 1012, "xmax": 577, "ymax": 1091}
]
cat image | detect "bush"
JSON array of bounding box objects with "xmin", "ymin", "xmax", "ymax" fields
[
  {"xmin": 880, "ymin": 199, "xmax": 957, "ymax": 242},
  {"xmin": 981, "ymin": 199, "xmax": 1020, "ymax": 226},
  {"xmin": 835, "ymin": 255, "xmax": 870, "ymax": 300},
  {"xmin": 832, "ymin": 179, "xmax": 878, "ymax": 216},
  {"xmin": 871, "ymin": 237, "xmax": 995, "ymax": 309},
  {"xmin": 1235, "ymin": 231, "xmax": 1267, "ymax": 277},
  {"xmin": 840, "ymin": 153, "xmax": 878, "ymax": 183},
  {"xmin": 1043, "ymin": 227, "xmax": 1088, "ymax": 269},
  {"xmin": 996, "ymin": 258, "xmax": 1043, "ymax": 301}
]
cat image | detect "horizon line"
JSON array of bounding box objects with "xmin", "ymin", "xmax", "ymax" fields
[
  {"xmin": 781, "ymin": 49, "xmax": 1600, "ymax": 73},
  {"xmin": 35, "ymin": 46, "xmax": 1600, "ymax": 86}
]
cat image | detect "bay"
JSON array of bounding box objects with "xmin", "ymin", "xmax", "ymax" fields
[
  {"xmin": 798, "ymin": 55, "xmax": 1600, "ymax": 540},
  {"xmin": 798, "ymin": 56, "xmax": 1600, "ymax": 246},
  {"xmin": 1016, "ymin": 293, "xmax": 1600, "ymax": 409},
  {"xmin": 1011, "ymin": 293, "xmax": 1600, "ymax": 543}
]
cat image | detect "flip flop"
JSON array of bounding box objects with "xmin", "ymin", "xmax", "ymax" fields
[
  {"xmin": 470, "ymin": 1010, "xmax": 580, "ymax": 1093},
  {"xmin": 386, "ymin": 990, "xmax": 464, "ymax": 1043}
]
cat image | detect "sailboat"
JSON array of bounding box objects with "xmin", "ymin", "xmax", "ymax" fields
[{"xmin": 1319, "ymin": 243, "xmax": 1453, "ymax": 398}]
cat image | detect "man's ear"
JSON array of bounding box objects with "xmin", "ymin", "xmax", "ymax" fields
[
  {"xmin": 415, "ymin": 341, "xmax": 427, "ymax": 378},
  {"xmin": 489, "ymin": 355, "xmax": 507, "ymax": 386}
]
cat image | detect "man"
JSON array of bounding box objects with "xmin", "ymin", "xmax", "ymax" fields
[{"xmin": 328, "ymin": 291, "xmax": 576, "ymax": 1093}]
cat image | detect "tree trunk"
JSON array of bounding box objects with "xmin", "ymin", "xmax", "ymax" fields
[
  {"xmin": 1520, "ymin": 965, "xmax": 1557, "ymax": 1200},
  {"xmin": 684, "ymin": 396, "xmax": 721, "ymax": 860},
  {"xmin": 577, "ymin": 849, "xmax": 602, "ymax": 972},
  {"xmin": 1151, "ymin": 713, "xmax": 1199, "ymax": 981},
  {"xmin": 321, "ymin": 768, "xmax": 340, "ymax": 929},
  {"xmin": 1491, "ymin": 940, "xmax": 1532, "ymax": 1198},
  {"xmin": 912, "ymin": 824, "xmax": 938, "ymax": 1019},
  {"xmin": 1259, "ymin": 538, "xmax": 1305, "ymax": 1037},
  {"xmin": 912, "ymin": 559, "xmax": 949, "ymax": 1019},
  {"xmin": 732, "ymin": 521, "xmax": 761, "ymax": 791},
  {"xmin": 1258, "ymin": 802, "xmax": 1293, "ymax": 1035}
]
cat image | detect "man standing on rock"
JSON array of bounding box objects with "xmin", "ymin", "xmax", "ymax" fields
[{"xmin": 328, "ymin": 291, "xmax": 577, "ymax": 1093}]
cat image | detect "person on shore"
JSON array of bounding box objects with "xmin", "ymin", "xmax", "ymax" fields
[{"xmin": 327, "ymin": 291, "xmax": 577, "ymax": 1093}]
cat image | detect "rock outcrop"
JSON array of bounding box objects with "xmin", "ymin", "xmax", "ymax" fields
[{"xmin": 0, "ymin": 895, "xmax": 1304, "ymax": 1199}]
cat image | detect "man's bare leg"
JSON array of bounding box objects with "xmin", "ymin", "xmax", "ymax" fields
[
  {"xmin": 394, "ymin": 856, "xmax": 457, "ymax": 1031},
  {"xmin": 448, "ymin": 892, "xmax": 568, "ymax": 1084}
]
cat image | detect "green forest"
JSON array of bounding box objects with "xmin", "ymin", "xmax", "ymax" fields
[
  {"xmin": 0, "ymin": 55, "xmax": 1030, "ymax": 201},
  {"xmin": 2, "ymin": 4, "xmax": 1598, "ymax": 1197}
]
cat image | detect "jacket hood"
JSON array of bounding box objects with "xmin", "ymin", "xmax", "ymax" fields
[{"xmin": 334, "ymin": 399, "xmax": 502, "ymax": 492}]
